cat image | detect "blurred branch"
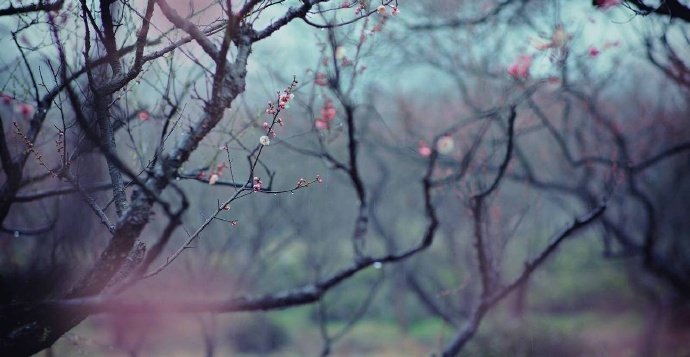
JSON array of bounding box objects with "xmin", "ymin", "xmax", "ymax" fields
[
  {"xmin": 442, "ymin": 203, "xmax": 606, "ymax": 356},
  {"xmin": 0, "ymin": 0, "xmax": 63, "ymax": 16},
  {"xmin": 626, "ymin": 0, "xmax": 690, "ymax": 23}
]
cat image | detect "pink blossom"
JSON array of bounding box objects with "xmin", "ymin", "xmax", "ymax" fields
[
  {"xmin": 418, "ymin": 141, "xmax": 432, "ymax": 157},
  {"xmin": 315, "ymin": 72, "xmax": 328, "ymax": 86},
  {"xmin": 315, "ymin": 118, "xmax": 329, "ymax": 130},
  {"xmin": 391, "ymin": 6, "xmax": 400, "ymax": 16},
  {"xmin": 507, "ymin": 55, "xmax": 533, "ymax": 80},
  {"xmin": 216, "ymin": 162, "xmax": 227, "ymax": 175},
  {"xmin": 354, "ymin": 4, "xmax": 364, "ymax": 15},
  {"xmin": 252, "ymin": 177, "xmax": 263, "ymax": 191},
  {"xmin": 208, "ymin": 174, "xmax": 220, "ymax": 185},
  {"xmin": 137, "ymin": 110, "xmax": 150, "ymax": 121},
  {"xmin": 594, "ymin": 0, "xmax": 621, "ymax": 9},
  {"xmin": 377, "ymin": 5, "xmax": 386, "ymax": 15},
  {"xmin": 278, "ymin": 92, "xmax": 294, "ymax": 109},
  {"xmin": 315, "ymin": 100, "xmax": 336, "ymax": 129},
  {"xmin": 1, "ymin": 93, "xmax": 12, "ymax": 105},
  {"xmin": 16, "ymin": 103, "xmax": 34, "ymax": 118},
  {"xmin": 588, "ymin": 46, "xmax": 600, "ymax": 57},
  {"xmin": 321, "ymin": 101, "xmax": 336, "ymax": 121},
  {"xmin": 340, "ymin": 1, "xmax": 351, "ymax": 8},
  {"xmin": 266, "ymin": 102, "xmax": 277, "ymax": 115},
  {"xmin": 315, "ymin": 174, "xmax": 323, "ymax": 183}
]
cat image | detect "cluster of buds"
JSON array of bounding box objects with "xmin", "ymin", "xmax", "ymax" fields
[
  {"xmin": 56, "ymin": 130, "xmax": 65, "ymax": 154},
  {"xmin": 13, "ymin": 122, "xmax": 57, "ymax": 177},
  {"xmin": 370, "ymin": 17, "xmax": 387, "ymax": 34},
  {"xmin": 252, "ymin": 177, "xmax": 263, "ymax": 191},
  {"xmin": 296, "ymin": 175, "xmax": 324, "ymax": 188},
  {"xmin": 278, "ymin": 92, "xmax": 294, "ymax": 110},
  {"xmin": 279, "ymin": 78, "xmax": 298, "ymax": 109},
  {"xmin": 262, "ymin": 120, "xmax": 280, "ymax": 139},
  {"xmin": 265, "ymin": 101, "xmax": 278, "ymax": 115},
  {"xmin": 315, "ymin": 100, "xmax": 336, "ymax": 130},
  {"xmin": 263, "ymin": 78, "xmax": 297, "ymax": 143},
  {"xmin": 376, "ymin": 4, "xmax": 399, "ymax": 16},
  {"xmin": 354, "ymin": 0, "xmax": 366, "ymax": 15}
]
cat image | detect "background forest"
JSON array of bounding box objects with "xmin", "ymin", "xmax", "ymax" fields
[{"xmin": 1, "ymin": 0, "xmax": 690, "ymax": 356}]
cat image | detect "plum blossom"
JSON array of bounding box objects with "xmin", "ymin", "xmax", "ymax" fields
[
  {"xmin": 594, "ymin": 0, "xmax": 621, "ymax": 9},
  {"xmin": 259, "ymin": 135, "xmax": 271, "ymax": 146},
  {"xmin": 588, "ymin": 46, "xmax": 600, "ymax": 57},
  {"xmin": 354, "ymin": 4, "xmax": 364, "ymax": 15},
  {"xmin": 418, "ymin": 140, "xmax": 432, "ymax": 157},
  {"xmin": 377, "ymin": 5, "xmax": 386, "ymax": 15},
  {"xmin": 137, "ymin": 110, "xmax": 150, "ymax": 121},
  {"xmin": 436, "ymin": 135, "xmax": 455, "ymax": 155},
  {"xmin": 16, "ymin": 103, "xmax": 34, "ymax": 118},
  {"xmin": 335, "ymin": 46, "xmax": 346, "ymax": 60},
  {"xmin": 208, "ymin": 174, "xmax": 220, "ymax": 185},
  {"xmin": 391, "ymin": 6, "xmax": 400, "ymax": 16},
  {"xmin": 315, "ymin": 119, "xmax": 329, "ymax": 130},
  {"xmin": 279, "ymin": 92, "xmax": 294, "ymax": 110},
  {"xmin": 507, "ymin": 55, "xmax": 533, "ymax": 79},
  {"xmin": 252, "ymin": 177, "xmax": 263, "ymax": 191},
  {"xmin": 315, "ymin": 100, "xmax": 336, "ymax": 130},
  {"xmin": 1, "ymin": 93, "xmax": 12, "ymax": 105},
  {"xmin": 315, "ymin": 72, "xmax": 328, "ymax": 86}
]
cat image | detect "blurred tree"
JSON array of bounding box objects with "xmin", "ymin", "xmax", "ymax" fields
[{"xmin": 0, "ymin": 1, "xmax": 688, "ymax": 356}]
